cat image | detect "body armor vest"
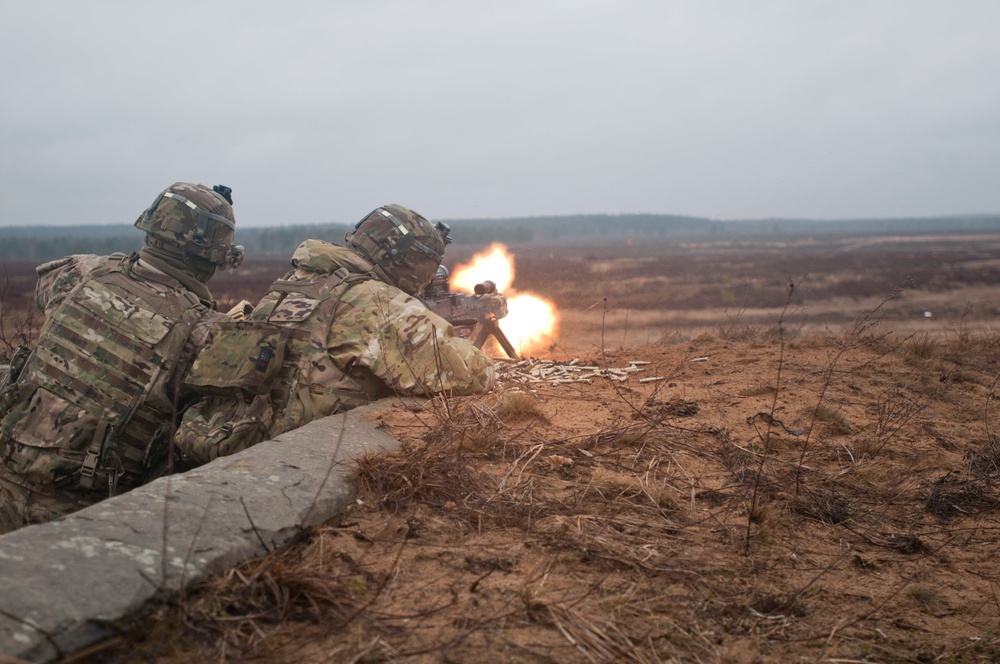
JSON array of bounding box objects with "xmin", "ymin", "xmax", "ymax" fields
[
  {"xmin": 250, "ymin": 268, "xmax": 375, "ymax": 436},
  {"xmin": 0, "ymin": 255, "xmax": 203, "ymax": 494}
]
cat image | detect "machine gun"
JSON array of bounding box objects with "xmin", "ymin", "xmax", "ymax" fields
[{"xmin": 421, "ymin": 266, "xmax": 519, "ymax": 359}]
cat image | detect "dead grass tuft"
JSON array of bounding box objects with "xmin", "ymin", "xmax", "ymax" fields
[
  {"xmin": 172, "ymin": 527, "xmax": 360, "ymax": 653},
  {"xmin": 924, "ymin": 473, "xmax": 998, "ymax": 520},
  {"xmin": 494, "ymin": 389, "xmax": 547, "ymax": 422},
  {"xmin": 967, "ymin": 436, "xmax": 1000, "ymax": 476},
  {"xmin": 902, "ymin": 334, "xmax": 940, "ymax": 366},
  {"xmin": 810, "ymin": 403, "xmax": 853, "ymax": 436},
  {"xmin": 356, "ymin": 439, "xmax": 482, "ymax": 513},
  {"xmin": 738, "ymin": 383, "xmax": 776, "ymax": 397},
  {"xmin": 908, "ymin": 583, "xmax": 948, "ymax": 611},
  {"xmin": 888, "ymin": 533, "xmax": 932, "ymax": 555},
  {"xmin": 635, "ymin": 397, "xmax": 700, "ymax": 419},
  {"xmin": 788, "ymin": 487, "xmax": 853, "ymax": 525}
]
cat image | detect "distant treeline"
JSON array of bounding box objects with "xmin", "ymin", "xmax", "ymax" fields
[{"xmin": 1, "ymin": 213, "xmax": 999, "ymax": 260}]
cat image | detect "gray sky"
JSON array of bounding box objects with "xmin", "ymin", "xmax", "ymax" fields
[{"xmin": 1, "ymin": 0, "xmax": 998, "ymax": 227}]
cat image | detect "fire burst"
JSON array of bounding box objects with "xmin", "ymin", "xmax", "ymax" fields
[{"xmin": 451, "ymin": 243, "xmax": 557, "ymax": 355}]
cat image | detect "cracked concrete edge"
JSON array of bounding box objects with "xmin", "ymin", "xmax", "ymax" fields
[{"xmin": 0, "ymin": 398, "xmax": 404, "ymax": 662}]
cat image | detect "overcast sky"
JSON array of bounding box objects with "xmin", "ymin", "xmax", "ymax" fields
[{"xmin": 1, "ymin": 1, "xmax": 998, "ymax": 227}]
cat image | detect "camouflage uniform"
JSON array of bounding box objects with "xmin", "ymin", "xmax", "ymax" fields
[
  {"xmin": 246, "ymin": 207, "xmax": 494, "ymax": 440},
  {"xmin": 244, "ymin": 239, "xmax": 496, "ymax": 439},
  {"xmin": 0, "ymin": 183, "xmax": 242, "ymax": 534}
]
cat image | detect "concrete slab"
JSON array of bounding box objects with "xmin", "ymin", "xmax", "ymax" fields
[{"xmin": 0, "ymin": 400, "xmax": 402, "ymax": 662}]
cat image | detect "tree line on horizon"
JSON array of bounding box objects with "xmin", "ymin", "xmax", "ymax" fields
[{"xmin": 1, "ymin": 213, "xmax": 999, "ymax": 261}]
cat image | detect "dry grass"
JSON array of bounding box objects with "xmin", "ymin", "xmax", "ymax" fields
[
  {"xmin": 92, "ymin": 328, "xmax": 1000, "ymax": 663},
  {"xmin": 810, "ymin": 403, "xmax": 853, "ymax": 436},
  {"xmin": 902, "ymin": 333, "xmax": 940, "ymax": 366}
]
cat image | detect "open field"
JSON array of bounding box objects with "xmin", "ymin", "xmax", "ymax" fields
[
  {"xmin": 497, "ymin": 232, "xmax": 1000, "ymax": 352},
  {"xmin": 6, "ymin": 232, "xmax": 1000, "ymax": 360},
  {"xmin": 3, "ymin": 233, "xmax": 1000, "ymax": 662},
  {"xmin": 165, "ymin": 229, "xmax": 1000, "ymax": 347}
]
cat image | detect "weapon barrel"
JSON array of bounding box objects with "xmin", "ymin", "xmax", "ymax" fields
[{"xmin": 474, "ymin": 280, "xmax": 497, "ymax": 295}]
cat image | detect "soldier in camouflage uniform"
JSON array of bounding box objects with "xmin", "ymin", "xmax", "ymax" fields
[
  {"xmin": 0, "ymin": 182, "xmax": 245, "ymax": 533},
  {"xmin": 177, "ymin": 205, "xmax": 494, "ymax": 457}
]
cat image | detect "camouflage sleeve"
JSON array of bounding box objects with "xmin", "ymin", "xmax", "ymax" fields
[
  {"xmin": 34, "ymin": 253, "xmax": 121, "ymax": 315},
  {"xmin": 329, "ymin": 282, "xmax": 495, "ymax": 397}
]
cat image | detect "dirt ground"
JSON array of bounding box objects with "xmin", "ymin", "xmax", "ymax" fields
[
  {"xmin": 4, "ymin": 234, "xmax": 1000, "ymax": 662},
  {"xmin": 96, "ymin": 326, "xmax": 1000, "ymax": 663}
]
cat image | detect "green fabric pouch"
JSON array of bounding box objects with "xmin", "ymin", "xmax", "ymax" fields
[{"xmin": 184, "ymin": 320, "xmax": 289, "ymax": 397}]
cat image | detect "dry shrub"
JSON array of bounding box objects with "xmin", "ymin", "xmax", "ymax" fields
[
  {"xmin": 942, "ymin": 332, "xmax": 1000, "ymax": 373},
  {"xmin": 690, "ymin": 331, "xmax": 716, "ymax": 344},
  {"xmin": 839, "ymin": 459, "xmax": 911, "ymax": 503},
  {"xmin": 586, "ymin": 467, "xmax": 643, "ymax": 502},
  {"xmin": 356, "ymin": 439, "xmax": 482, "ymax": 514},
  {"xmin": 902, "ymin": 334, "xmax": 940, "ymax": 366},
  {"xmin": 718, "ymin": 324, "xmax": 764, "ymax": 343},
  {"xmin": 533, "ymin": 602, "xmax": 648, "ymax": 661},
  {"xmin": 717, "ymin": 433, "xmax": 758, "ymax": 486},
  {"xmin": 788, "ymin": 333, "xmax": 840, "ymax": 350},
  {"xmin": 744, "ymin": 496, "xmax": 774, "ymax": 525},
  {"xmin": 924, "ymin": 474, "xmax": 997, "ymax": 520},
  {"xmin": 857, "ymin": 389, "xmax": 927, "ymax": 460},
  {"xmin": 416, "ymin": 391, "xmax": 548, "ymax": 456},
  {"xmin": 357, "ymin": 398, "xmax": 551, "ymax": 528},
  {"xmin": 888, "ymin": 533, "xmax": 931, "ymax": 555},
  {"xmin": 0, "ymin": 273, "xmax": 40, "ymax": 363},
  {"xmin": 967, "ymin": 436, "xmax": 1000, "ymax": 477}
]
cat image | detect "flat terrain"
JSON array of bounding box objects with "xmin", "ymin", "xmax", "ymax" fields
[
  {"xmin": 6, "ymin": 232, "xmax": 1000, "ymax": 358},
  {"xmin": 3, "ymin": 233, "xmax": 1000, "ymax": 662}
]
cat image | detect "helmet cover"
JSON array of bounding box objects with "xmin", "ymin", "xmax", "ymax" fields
[
  {"xmin": 135, "ymin": 182, "xmax": 243, "ymax": 267},
  {"xmin": 345, "ymin": 204, "xmax": 447, "ymax": 294}
]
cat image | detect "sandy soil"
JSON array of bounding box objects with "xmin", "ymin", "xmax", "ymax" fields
[{"xmin": 107, "ymin": 325, "xmax": 1000, "ymax": 663}]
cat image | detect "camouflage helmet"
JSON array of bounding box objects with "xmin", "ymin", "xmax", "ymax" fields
[
  {"xmin": 134, "ymin": 182, "xmax": 244, "ymax": 267},
  {"xmin": 345, "ymin": 204, "xmax": 451, "ymax": 295}
]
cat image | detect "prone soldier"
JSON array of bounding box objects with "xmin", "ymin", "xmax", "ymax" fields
[{"xmin": 174, "ymin": 204, "xmax": 495, "ymax": 463}]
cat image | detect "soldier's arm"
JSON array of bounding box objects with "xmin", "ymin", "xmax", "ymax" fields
[{"xmin": 330, "ymin": 282, "xmax": 495, "ymax": 397}]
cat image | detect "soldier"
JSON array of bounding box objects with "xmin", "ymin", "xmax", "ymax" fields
[
  {"xmin": 175, "ymin": 204, "xmax": 495, "ymax": 463},
  {"xmin": 0, "ymin": 182, "xmax": 244, "ymax": 533}
]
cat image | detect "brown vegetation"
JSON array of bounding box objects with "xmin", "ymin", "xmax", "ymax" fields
[{"xmin": 4, "ymin": 234, "xmax": 1000, "ymax": 662}]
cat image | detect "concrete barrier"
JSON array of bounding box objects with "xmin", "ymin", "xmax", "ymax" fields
[{"xmin": 0, "ymin": 401, "xmax": 402, "ymax": 662}]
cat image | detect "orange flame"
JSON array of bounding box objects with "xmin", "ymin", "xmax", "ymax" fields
[
  {"xmin": 450, "ymin": 243, "xmax": 557, "ymax": 356},
  {"xmin": 504, "ymin": 293, "xmax": 557, "ymax": 352},
  {"xmin": 451, "ymin": 243, "xmax": 513, "ymax": 293}
]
